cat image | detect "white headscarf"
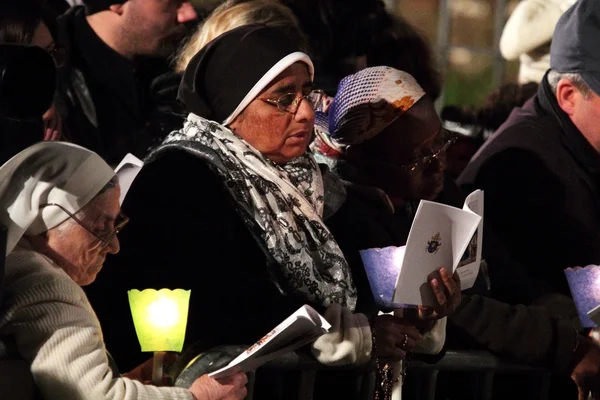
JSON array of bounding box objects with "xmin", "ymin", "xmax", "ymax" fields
[{"xmin": 0, "ymin": 142, "xmax": 115, "ymax": 254}]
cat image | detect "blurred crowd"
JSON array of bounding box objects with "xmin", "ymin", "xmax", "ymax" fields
[{"xmin": 2, "ymin": 0, "xmax": 600, "ymax": 399}]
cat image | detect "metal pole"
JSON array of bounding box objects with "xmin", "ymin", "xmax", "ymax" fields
[
  {"xmin": 435, "ymin": 0, "xmax": 451, "ymax": 112},
  {"xmin": 297, "ymin": 370, "xmax": 316, "ymax": 400},
  {"xmin": 492, "ymin": 0, "xmax": 508, "ymax": 88}
]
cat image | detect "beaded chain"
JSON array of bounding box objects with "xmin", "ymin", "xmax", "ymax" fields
[{"xmin": 372, "ymin": 324, "xmax": 410, "ymax": 400}]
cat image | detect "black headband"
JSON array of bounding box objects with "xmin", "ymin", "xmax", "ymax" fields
[{"xmin": 178, "ymin": 24, "xmax": 312, "ymax": 123}]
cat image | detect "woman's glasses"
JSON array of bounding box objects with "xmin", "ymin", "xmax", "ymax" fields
[
  {"xmin": 39, "ymin": 203, "xmax": 129, "ymax": 250},
  {"xmin": 262, "ymin": 89, "xmax": 325, "ymax": 115},
  {"xmin": 400, "ymin": 129, "xmax": 458, "ymax": 172}
]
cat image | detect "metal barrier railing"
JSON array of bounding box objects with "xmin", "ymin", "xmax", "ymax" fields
[
  {"xmin": 171, "ymin": 346, "xmax": 551, "ymax": 400},
  {"xmin": 406, "ymin": 350, "xmax": 550, "ymax": 400},
  {"xmin": 0, "ymin": 225, "xmax": 6, "ymax": 309}
]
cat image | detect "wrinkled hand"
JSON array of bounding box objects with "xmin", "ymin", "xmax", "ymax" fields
[
  {"xmin": 418, "ymin": 267, "xmax": 461, "ymax": 321},
  {"xmin": 572, "ymin": 336, "xmax": 600, "ymax": 400},
  {"xmin": 189, "ymin": 373, "xmax": 248, "ymax": 400},
  {"xmin": 123, "ymin": 353, "xmax": 178, "ymax": 385},
  {"xmin": 373, "ymin": 315, "xmax": 422, "ymax": 362}
]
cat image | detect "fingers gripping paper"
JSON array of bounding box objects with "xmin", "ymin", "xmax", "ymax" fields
[{"xmin": 360, "ymin": 190, "xmax": 483, "ymax": 308}]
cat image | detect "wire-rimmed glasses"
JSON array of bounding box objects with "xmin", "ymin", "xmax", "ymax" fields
[
  {"xmin": 400, "ymin": 129, "xmax": 458, "ymax": 172},
  {"xmin": 39, "ymin": 203, "xmax": 129, "ymax": 249},
  {"xmin": 262, "ymin": 89, "xmax": 325, "ymax": 115}
]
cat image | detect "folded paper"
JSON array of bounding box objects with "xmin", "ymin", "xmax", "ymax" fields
[
  {"xmin": 360, "ymin": 190, "xmax": 483, "ymax": 308},
  {"xmin": 456, "ymin": 190, "xmax": 484, "ymax": 289},
  {"xmin": 209, "ymin": 305, "xmax": 330, "ymax": 379}
]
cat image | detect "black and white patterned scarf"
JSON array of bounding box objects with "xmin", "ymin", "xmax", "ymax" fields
[{"xmin": 158, "ymin": 113, "xmax": 357, "ymax": 310}]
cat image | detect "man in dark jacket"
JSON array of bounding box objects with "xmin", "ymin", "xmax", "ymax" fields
[
  {"xmin": 459, "ymin": 0, "xmax": 600, "ymax": 309},
  {"xmin": 56, "ymin": 1, "xmax": 197, "ymax": 164},
  {"xmin": 457, "ymin": 3, "xmax": 600, "ymax": 397}
]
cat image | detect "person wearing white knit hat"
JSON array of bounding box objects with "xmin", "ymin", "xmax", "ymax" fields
[
  {"xmin": 0, "ymin": 142, "xmax": 247, "ymax": 400},
  {"xmin": 500, "ymin": 0, "xmax": 577, "ymax": 84}
]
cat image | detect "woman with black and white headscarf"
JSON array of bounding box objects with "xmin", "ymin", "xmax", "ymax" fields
[{"xmin": 91, "ymin": 27, "xmax": 423, "ymax": 389}]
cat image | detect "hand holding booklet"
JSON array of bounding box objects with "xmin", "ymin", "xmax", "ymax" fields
[
  {"xmin": 360, "ymin": 190, "xmax": 483, "ymax": 308},
  {"xmin": 208, "ymin": 305, "xmax": 330, "ymax": 379}
]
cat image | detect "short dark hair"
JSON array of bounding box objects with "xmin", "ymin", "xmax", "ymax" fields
[
  {"xmin": 0, "ymin": 0, "xmax": 45, "ymax": 46},
  {"xmin": 365, "ymin": 15, "xmax": 442, "ymax": 100},
  {"xmin": 283, "ymin": 0, "xmax": 392, "ymax": 93},
  {"xmin": 477, "ymin": 82, "xmax": 539, "ymax": 132}
]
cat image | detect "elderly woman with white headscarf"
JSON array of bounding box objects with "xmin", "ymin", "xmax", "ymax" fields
[
  {"xmin": 0, "ymin": 142, "xmax": 247, "ymax": 399},
  {"xmin": 88, "ymin": 26, "xmax": 424, "ymax": 398}
]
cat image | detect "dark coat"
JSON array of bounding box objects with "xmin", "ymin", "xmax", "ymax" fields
[
  {"xmin": 85, "ymin": 149, "xmax": 309, "ymax": 372},
  {"xmin": 458, "ymin": 80, "xmax": 600, "ymax": 307},
  {"xmin": 56, "ymin": 7, "xmax": 185, "ymax": 163},
  {"xmin": 325, "ymin": 176, "xmax": 466, "ymax": 314},
  {"xmin": 325, "ymin": 177, "xmax": 579, "ymax": 375}
]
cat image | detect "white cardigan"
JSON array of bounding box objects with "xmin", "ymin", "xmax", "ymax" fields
[{"xmin": 0, "ymin": 243, "xmax": 193, "ymax": 400}]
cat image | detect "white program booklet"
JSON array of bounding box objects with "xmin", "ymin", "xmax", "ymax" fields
[
  {"xmin": 391, "ymin": 190, "xmax": 483, "ymax": 307},
  {"xmin": 208, "ymin": 305, "xmax": 331, "ymax": 379},
  {"xmin": 455, "ymin": 190, "xmax": 484, "ymax": 289},
  {"xmin": 114, "ymin": 153, "xmax": 144, "ymax": 205}
]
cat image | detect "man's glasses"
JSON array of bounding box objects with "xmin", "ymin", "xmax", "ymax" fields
[
  {"xmin": 40, "ymin": 203, "xmax": 129, "ymax": 249},
  {"xmin": 262, "ymin": 89, "xmax": 325, "ymax": 115},
  {"xmin": 400, "ymin": 129, "xmax": 458, "ymax": 172}
]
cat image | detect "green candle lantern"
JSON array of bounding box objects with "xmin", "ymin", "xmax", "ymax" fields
[{"xmin": 128, "ymin": 289, "xmax": 191, "ymax": 385}]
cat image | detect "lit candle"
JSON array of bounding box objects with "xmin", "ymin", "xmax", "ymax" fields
[{"xmin": 128, "ymin": 289, "xmax": 191, "ymax": 385}]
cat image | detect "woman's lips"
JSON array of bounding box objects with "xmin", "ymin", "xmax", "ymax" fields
[{"xmin": 287, "ymin": 131, "xmax": 310, "ymax": 143}]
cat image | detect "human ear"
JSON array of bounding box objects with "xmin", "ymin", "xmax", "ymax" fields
[
  {"xmin": 109, "ymin": 4, "xmax": 125, "ymax": 15},
  {"xmin": 556, "ymin": 78, "xmax": 581, "ymax": 117}
]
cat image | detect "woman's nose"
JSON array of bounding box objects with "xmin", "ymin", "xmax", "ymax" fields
[
  {"xmin": 106, "ymin": 236, "xmax": 120, "ymax": 255},
  {"xmin": 426, "ymin": 153, "xmax": 446, "ymax": 173},
  {"xmin": 295, "ymin": 97, "xmax": 315, "ymax": 123}
]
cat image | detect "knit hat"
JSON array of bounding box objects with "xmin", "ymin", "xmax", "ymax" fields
[
  {"xmin": 551, "ymin": 0, "xmax": 600, "ymax": 95},
  {"xmin": 328, "ymin": 66, "xmax": 424, "ymax": 146},
  {"xmin": 313, "ymin": 67, "xmax": 425, "ymax": 157}
]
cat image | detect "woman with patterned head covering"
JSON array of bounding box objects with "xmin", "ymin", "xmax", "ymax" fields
[
  {"xmin": 88, "ymin": 27, "xmax": 423, "ymax": 398},
  {"xmin": 320, "ymin": 66, "xmax": 596, "ymax": 400},
  {"xmin": 313, "ymin": 66, "xmax": 462, "ymax": 400},
  {"xmin": 313, "ymin": 66, "xmax": 459, "ymax": 204},
  {"xmin": 0, "ymin": 142, "xmax": 247, "ymax": 400}
]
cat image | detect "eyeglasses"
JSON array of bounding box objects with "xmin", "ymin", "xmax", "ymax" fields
[
  {"xmin": 39, "ymin": 203, "xmax": 129, "ymax": 249},
  {"xmin": 261, "ymin": 89, "xmax": 325, "ymax": 115},
  {"xmin": 400, "ymin": 129, "xmax": 458, "ymax": 172}
]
